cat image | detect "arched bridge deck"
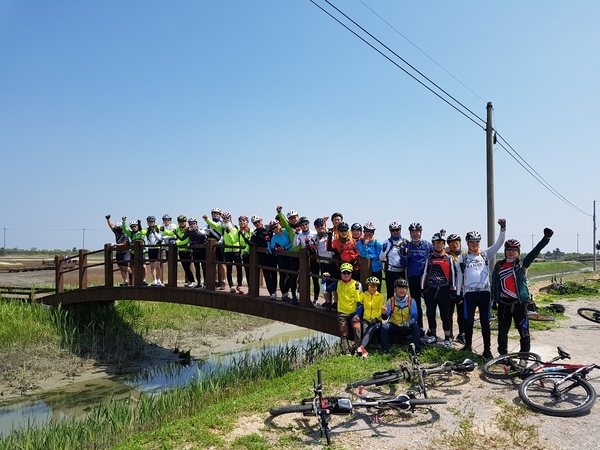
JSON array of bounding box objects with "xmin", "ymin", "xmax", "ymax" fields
[{"xmin": 39, "ymin": 241, "xmax": 376, "ymax": 337}]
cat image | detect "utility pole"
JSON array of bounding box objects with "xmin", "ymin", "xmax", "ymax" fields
[
  {"xmin": 486, "ymin": 102, "xmax": 495, "ymax": 264},
  {"xmin": 2, "ymin": 227, "xmax": 5, "ymax": 249},
  {"xmin": 577, "ymin": 233, "xmax": 579, "ymax": 254},
  {"xmin": 594, "ymin": 201, "xmax": 597, "ymax": 271},
  {"xmin": 82, "ymin": 228, "xmax": 86, "ymax": 250}
]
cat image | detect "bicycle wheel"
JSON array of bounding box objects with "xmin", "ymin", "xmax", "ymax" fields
[
  {"xmin": 527, "ymin": 312, "xmax": 555, "ymax": 321},
  {"xmin": 347, "ymin": 369, "xmax": 402, "ymax": 388},
  {"xmin": 518, "ymin": 372, "xmax": 597, "ymax": 417},
  {"xmin": 269, "ymin": 403, "xmax": 314, "ymax": 416},
  {"xmin": 409, "ymin": 397, "xmax": 448, "ymax": 406},
  {"xmin": 482, "ymin": 352, "xmax": 541, "ymax": 379},
  {"xmin": 577, "ymin": 307, "xmax": 600, "ymax": 324}
]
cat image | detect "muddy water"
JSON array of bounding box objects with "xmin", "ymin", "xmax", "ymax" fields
[{"xmin": 0, "ymin": 324, "xmax": 335, "ymax": 437}]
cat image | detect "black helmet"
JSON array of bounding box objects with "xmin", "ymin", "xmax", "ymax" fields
[
  {"xmin": 337, "ymin": 222, "xmax": 349, "ymax": 232},
  {"xmin": 351, "ymin": 222, "xmax": 362, "ymax": 231},
  {"xmin": 146, "ymin": 216, "xmax": 156, "ymax": 222},
  {"xmin": 408, "ymin": 222, "xmax": 422, "ymax": 232},
  {"xmin": 394, "ymin": 278, "xmax": 409, "ymax": 288},
  {"xmin": 314, "ymin": 217, "xmax": 325, "ymax": 227},
  {"xmin": 331, "ymin": 212, "xmax": 343, "ymax": 220},
  {"xmin": 298, "ymin": 216, "xmax": 310, "ymax": 226},
  {"xmin": 447, "ymin": 234, "xmax": 461, "ymax": 242}
]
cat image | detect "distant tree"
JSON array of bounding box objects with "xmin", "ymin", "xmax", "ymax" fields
[
  {"xmin": 72, "ymin": 247, "xmax": 77, "ymax": 252},
  {"xmin": 552, "ymin": 247, "xmax": 565, "ymax": 258}
]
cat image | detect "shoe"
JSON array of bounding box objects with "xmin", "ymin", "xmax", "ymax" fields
[
  {"xmin": 357, "ymin": 346, "xmax": 369, "ymax": 358},
  {"xmin": 321, "ymin": 302, "xmax": 332, "ymax": 308},
  {"xmin": 518, "ymin": 358, "xmax": 528, "ymax": 368},
  {"xmin": 230, "ymin": 287, "xmax": 236, "ymax": 293},
  {"xmin": 444, "ymin": 340, "xmax": 452, "ymax": 350},
  {"xmin": 184, "ymin": 282, "xmax": 191, "ymax": 287},
  {"xmin": 461, "ymin": 345, "xmax": 472, "ymax": 352},
  {"xmin": 482, "ymin": 350, "xmax": 494, "ymax": 359},
  {"xmin": 188, "ymin": 282, "xmax": 197, "ymax": 288},
  {"xmin": 291, "ymin": 297, "xmax": 299, "ymax": 305},
  {"xmin": 424, "ymin": 335, "xmax": 437, "ymax": 345},
  {"xmin": 331, "ymin": 302, "xmax": 337, "ymax": 311},
  {"xmin": 150, "ymin": 280, "xmax": 158, "ymax": 286},
  {"xmin": 455, "ymin": 333, "xmax": 466, "ymax": 345},
  {"xmin": 281, "ymin": 295, "xmax": 291, "ymax": 303},
  {"xmin": 119, "ymin": 282, "xmax": 129, "ymax": 287},
  {"xmin": 269, "ymin": 293, "xmax": 277, "ymax": 300},
  {"xmin": 142, "ymin": 280, "xmax": 148, "ymax": 286},
  {"xmin": 218, "ymin": 282, "xmax": 226, "ymax": 290},
  {"xmin": 195, "ymin": 283, "xmax": 204, "ymax": 289},
  {"xmin": 236, "ymin": 287, "xmax": 244, "ymax": 294},
  {"xmin": 311, "ymin": 300, "xmax": 318, "ymax": 308}
]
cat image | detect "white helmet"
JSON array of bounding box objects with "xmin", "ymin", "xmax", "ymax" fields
[{"xmin": 287, "ymin": 209, "xmax": 299, "ymax": 219}]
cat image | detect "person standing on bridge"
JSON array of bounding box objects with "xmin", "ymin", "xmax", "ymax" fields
[
  {"xmin": 249, "ymin": 215, "xmax": 278, "ymax": 300},
  {"xmin": 142, "ymin": 216, "xmax": 163, "ymax": 286},
  {"xmin": 105, "ymin": 214, "xmax": 131, "ymax": 286},
  {"xmin": 122, "ymin": 217, "xmax": 148, "ymax": 285}
]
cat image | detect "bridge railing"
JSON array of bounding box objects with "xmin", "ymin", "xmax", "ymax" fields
[{"xmin": 53, "ymin": 241, "xmax": 373, "ymax": 308}]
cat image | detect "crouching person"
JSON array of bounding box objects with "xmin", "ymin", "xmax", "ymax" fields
[
  {"xmin": 380, "ymin": 278, "xmax": 421, "ymax": 354},
  {"xmin": 355, "ymin": 276, "xmax": 386, "ymax": 358},
  {"xmin": 324, "ymin": 262, "xmax": 362, "ymax": 355}
]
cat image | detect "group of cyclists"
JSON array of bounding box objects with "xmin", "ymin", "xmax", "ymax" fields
[{"xmin": 105, "ymin": 207, "xmax": 554, "ymax": 360}]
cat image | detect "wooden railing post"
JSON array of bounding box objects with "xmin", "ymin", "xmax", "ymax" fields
[
  {"xmin": 78, "ymin": 249, "xmax": 88, "ymax": 290},
  {"xmin": 248, "ymin": 244, "xmax": 260, "ymax": 297},
  {"xmin": 168, "ymin": 242, "xmax": 178, "ymax": 287},
  {"xmin": 298, "ymin": 248, "xmax": 310, "ymax": 307},
  {"xmin": 133, "ymin": 241, "xmax": 144, "ymax": 286},
  {"xmin": 360, "ymin": 257, "xmax": 372, "ymax": 287},
  {"xmin": 104, "ymin": 243, "xmax": 114, "ymax": 287},
  {"xmin": 55, "ymin": 255, "xmax": 65, "ymax": 294},
  {"xmin": 205, "ymin": 239, "xmax": 216, "ymax": 291}
]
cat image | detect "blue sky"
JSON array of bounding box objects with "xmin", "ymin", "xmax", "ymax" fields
[{"xmin": 1, "ymin": 1, "xmax": 598, "ymax": 254}]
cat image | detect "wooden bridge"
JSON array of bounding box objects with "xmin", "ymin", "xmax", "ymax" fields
[{"xmin": 40, "ymin": 241, "xmax": 375, "ymax": 337}]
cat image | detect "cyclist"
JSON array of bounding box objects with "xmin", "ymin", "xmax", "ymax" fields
[
  {"xmin": 325, "ymin": 212, "xmax": 344, "ymax": 240},
  {"xmin": 456, "ymin": 218, "xmax": 506, "ymax": 359},
  {"xmin": 380, "ymin": 278, "xmax": 420, "ymax": 354},
  {"xmin": 324, "ymin": 262, "xmax": 362, "ymax": 355},
  {"xmin": 294, "ymin": 216, "xmax": 320, "ymax": 303},
  {"xmin": 357, "ymin": 222, "xmax": 383, "ymax": 289},
  {"xmin": 121, "ymin": 216, "xmax": 148, "ymax": 285},
  {"xmin": 491, "ymin": 228, "xmax": 553, "ymax": 356},
  {"xmin": 163, "ymin": 215, "xmax": 195, "ymax": 287},
  {"xmin": 400, "ymin": 222, "xmax": 433, "ymax": 332},
  {"xmin": 379, "ymin": 221, "xmax": 406, "ymax": 295},
  {"xmin": 267, "ymin": 219, "xmax": 294, "ymax": 303},
  {"xmin": 238, "ymin": 215, "xmax": 253, "ymax": 289},
  {"xmin": 160, "ymin": 214, "xmax": 177, "ymax": 268},
  {"xmin": 179, "ymin": 217, "xmax": 207, "ymax": 288},
  {"xmin": 142, "ymin": 216, "xmax": 163, "ymax": 286},
  {"xmin": 307, "ymin": 217, "xmax": 337, "ymax": 308},
  {"xmin": 204, "ymin": 212, "xmax": 244, "ymax": 294},
  {"xmin": 446, "ymin": 233, "xmax": 466, "ymax": 345},
  {"xmin": 355, "ymin": 276, "xmax": 386, "ymax": 357},
  {"xmin": 105, "ymin": 215, "xmax": 131, "ymax": 286},
  {"xmin": 249, "ymin": 215, "xmax": 278, "ymax": 300},
  {"xmin": 276, "ymin": 207, "xmax": 301, "ymax": 303},
  {"xmin": 205, "ymin": 207, "xmax": 226, "ymax": 289},
  {"xmin": 328, "ymin": 222, "xmax": 360, "ymax": 280},
  {"xmin": 421, "ymin": 233, "xmax": 456, "ymax": 349}
]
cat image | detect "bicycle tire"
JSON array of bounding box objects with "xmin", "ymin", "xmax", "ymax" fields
[
  {"xmin": 577, "ymin": 307, "xmax": 600, "ymax": 324},
  {"xmin": 409, "ymin": 397, "xmax": 448, "ymax": 406},
  {"xmin": 482, "ymin": 352, "xmax": 542, "ymax": 379},
  {"xmin": 347, "ymin": 370, "xmax": 402, "ymax": 388},
  {"xmin": 527, "ymin": 312, "xmax": 555, "ymax": 322},
  {"xmin": 269, "ymin": 403, "xmax": 314, "ymax": 416},
  {"xmin": 518, "ymin": 372, "xmax": 597, "ymax": 417}
]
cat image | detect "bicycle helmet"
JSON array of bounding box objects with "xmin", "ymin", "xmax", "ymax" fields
[
  {"xmin": 408, "ymin": 222, "xmax": 422, "ymax": 232},
  {"xmin": 340, "ymin": 262, "xmax": 353, "ymax": 272},
  {"xmin": 250, "ymin": 214, "xmax": 262, "ymax": 224},
  {"xmin": 222, "ymin": 212, "xmax": 232, "ymax": 221},
  {"xmin": 331, "ymin": 212, "xmax": 343, "ymax": 220},
  {"xmin": 177, "ymin": 215, "xmax": 187, "ymax": 222},
  {"xmin": 238, "ymin": 215, "xmax": 249, "ymax": 222},
  {"xmin": 389, "ymin": 221, "xmax": 401, "ymax": 231},
  {"xmin": 115, "ymin": 222, "xmax": 123, "ymax": 229},
  {"xmin": 465, "ymin": 231, "xmax": 481, "ymax": 242},
  {"xmin": 211, "ymin": 207, "xmax": 222, "ymax": 214},
  {"xmin": 146, "ymin": 216, "xmax": 156, "ymax": 222},
  {"xmin": 351, "ymin": 222, "xmax": 362, "ymax": 231},
  {"xmin": 394, "ymin": 278, "xmax": 409, "ymax": 288},
  {"xmin": 298, "ymin": 216, "xmax": 309, "ymax": 226},
  {"xmin": 188, "ymin": 217, "xmax": 197, "ymax": 224},
  {"xmin": 431, "ymin": 232, "xmax": 445, "ymax": 242},
  {"xmin": 504, "ymin": 239, "xmax": 521, "ymax": 250},
  {"xmin": 365, "ymin": 276, "xmax": 380, "ymax": 285},
  {"xmin": 269, "ymin": 219, "xmax": 280, "ymax": 227},
  {"xmin": 314, "ymin": 217, "xmax": 325, "ymax": 227},
  {"xmin": 337, "ymin": 222, "xmax": 349, "ymax": 232},
  {"xmin": 162, "ymin": 214, "xmax": 171, "ymax": 221},
  {"xmin": 364, "ymin": 221, "xmax": 376, "ymax": 232},
  {"xmin": 287, "ymin": 209, "xmax": 299, "ymax": 219},
  {"xmin": 130, "ymin": 220, "xmax": 138, "ymax": 226},
  {"xmin": 447, "ymin": 233, "xmax": 461, "ymax": 242}
]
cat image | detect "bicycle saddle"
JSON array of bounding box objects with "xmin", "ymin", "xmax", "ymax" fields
[
  {"xmin": 457, "ymin": 359, "xmax": 477, "ymax": 371},
  {"xmin": 557, "ymin": 347, "xmax": 571, "ymax": 359}
]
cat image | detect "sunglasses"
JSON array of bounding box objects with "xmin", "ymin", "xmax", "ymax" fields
[
  {"xmin": 390, "ymin": 229, "xmax": 400, "ymax": 232},
  {"xmin": 341, "ymin": 270, "xmax": 352, "ymax": 275}
]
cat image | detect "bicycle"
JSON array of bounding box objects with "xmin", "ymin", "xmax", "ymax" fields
[
  {"xmin": 269, "ymin": 368, "xmax": 447, "ymax": 445},
  {"xmin": 347, "ymin": 343, "xmax": 476, "ymax": 398},
  {"xmin": 483, "ymin": 346, "xmax": 578, "ymax": 380},
  {"xmin": 577, "ymin": 307, "xmax": 600, "ymax": 324}
]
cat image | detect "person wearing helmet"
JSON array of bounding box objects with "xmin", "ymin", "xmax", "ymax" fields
[
  {"xmin": 142, "ymin": 216, "xmax": 164, "ymax": 286},
  {"xmin": 293, "ymin": 216, "xmax": 321, "ymax": 304},
  {"xmin": 201, "ymin": 208, "xmax": 225, "ymax": 289},
  {"xmin": 121, "ymin": 216, "xmax": 149, "ymax": 285},
  {"xmin": 380, "ymin": 278, "xmax": 420, "ymax": 354},
  {"xmin": 327, "ymin": 221, "xmax": 360, "ymax": 280},
  {"xmin": 176, "ymin": 218, "xmax": 208, "ymax": 289},
  {"xmin": 276, "ymin": 206, "xmax": 302, "ymax": 303},
  {"xmin": 421, "ymin": 233, "xmax": 456, "ymax": 350},
  {"xmin": 491, "ymin": 228, "xmax": 554, "ymax": 356},
  {"xmin": 379, "ymin": 222, "xmax": 407, "ymax": 296},
  {"xmin": 399, "ymin": 222, "xmax": 433, "ymax": 332},
  {"xmin": 105, "ymin": 214, "xmax": 132, "ymax": 286},
  {"xmin": 350, "ymin": 223, "xmax": 363, "ymax": 241},
  {"xmin": 238, "ymin": 215, "xmax": 253, "ymax": 289},
  {"xmin": 160, "ymin": 214, "xmax": 177, "ymax": 262},
  {"xmin": 355, "ymin": 276, "xmax": 386, "ymax": 357},
  {"xmin": 456, "ymin": 218, "xmax": 507, "ymax": 359},
  {"xmin": 203, "ymin": 212, "xmax": 244, "ymax": 294},
  {"xmin": 266, "ymin": 219, "xmax": 294, "ymax": 302},
  {"xmin": 161, "ymin": 215, "xmax": 196, "ymax": 287},
  {"xmin": 308, "ymin": 217, "xmax": 337, "ymax": 308},
  {"xmin": 325, "ymin": 212, "xmax": 344, "ymax": 239},
  {"xmin": 446, "ymin": 234, "xmax": 466, "ymax": 345},
  {"xmin": 357, "ymin": 222, "xmax": 383, "ymax": 291},
  {"xmin": 323, "ymin": 262, "xmax": 363, "ymax": 355},
  {"xmin": 249, "ymin": 215, "xmax": 279, "ymax": 300}
]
